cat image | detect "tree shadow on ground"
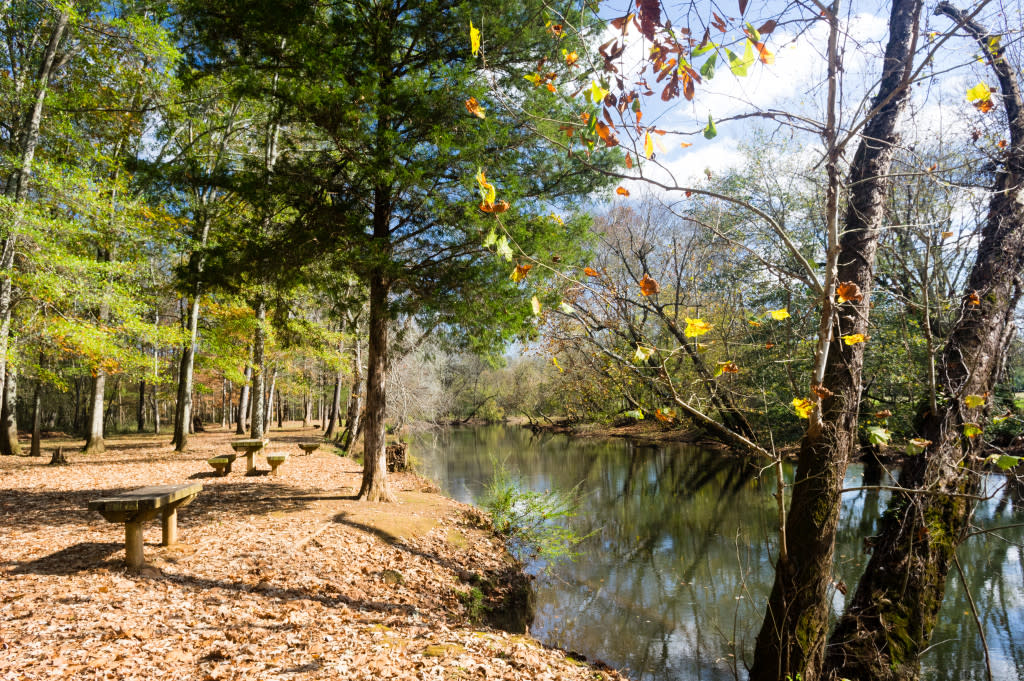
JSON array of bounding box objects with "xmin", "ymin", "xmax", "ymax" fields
[{"xmin": 8, "ymin": 542, "xmax": 123, "ymax": 575}]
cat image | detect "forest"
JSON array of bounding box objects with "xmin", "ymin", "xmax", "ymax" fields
[{"xmin": 2, "ymin": 0, "xmax": 1024, "ymax": 680}]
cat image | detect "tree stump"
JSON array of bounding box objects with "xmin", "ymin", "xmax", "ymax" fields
[
  {"xmin": 48, "ymin": 446, "xmax": 68, "ymax": 466},
  {"xmin": 386, "ymin": 442, "xmax": 408, "ymax": 472},
  {"xmin": 192, "ymin": 415, "xmax": 205, "ymax": 433}
]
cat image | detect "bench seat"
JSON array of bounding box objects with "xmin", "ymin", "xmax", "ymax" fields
[{"xmin": 89, "ymin": 483, "xmax": 202, "ymax": 568}]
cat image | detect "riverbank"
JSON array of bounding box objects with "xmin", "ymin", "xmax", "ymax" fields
[{"xmin": 0, "ymin": 426, "xmax": 629, "ymax": 680}]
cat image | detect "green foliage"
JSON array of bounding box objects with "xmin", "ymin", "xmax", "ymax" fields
[{"xmin": 480, "ymin": 459, "xmax": 589, "ymax": 570}]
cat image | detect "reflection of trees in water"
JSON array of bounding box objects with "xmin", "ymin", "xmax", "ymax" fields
[{"xmin": 413, "ymin": 426, "xmax": 1024, "ymax": 681}]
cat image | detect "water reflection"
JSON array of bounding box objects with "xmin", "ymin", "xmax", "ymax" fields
[{"xmin": 413, "ymin": 425, "xmax": 1024, "ymax": 681}]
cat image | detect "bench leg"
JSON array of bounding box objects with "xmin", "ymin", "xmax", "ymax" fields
[
  {"xmin": 161, "ymin": 507, "xmax": 178, "ymax": 546},
  {"xmin": 125, "ymin": 521, "xmax": 144, "ymax": 568},
  {"xmin": 245, "ymin": 453, "xmax": 255, "ymax": 474}
]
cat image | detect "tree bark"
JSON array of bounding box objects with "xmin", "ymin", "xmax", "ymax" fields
[
  {"xmin": 750, "ymin": 2, "xmax": 922, "ymax": 679},
  {"xmin": 83, "ymin": 369, "xmax": 107, "ymax": 454},
  {"xmin": 137, "ymin": 379, "xmax": 146, "ymax": 432},
  {"xmin": 264, "ymin": 365, "xmax": 277, "ymax": 431},
  {"xmin": 236, "ymin": 363, "xmax": 251, "ymax": 434},
  {"xmin": 325, "ymin": 365, "xmax": 343, "ymax": 437},
  {"xmin": 249, "ymin": 299, "xmax": 267, "ymax": 440},
  {"xmin": 302, "ymin": 389, "xmax": 313, "ymax": 427},
  {"xmin": 826, "ymin": 5, "xmax": 1024, "ymax": 679},
  {"xmin": 358, "ymin": 266, "xmax": 393, "ymax": 502},
  {"xmin": 0, "ymin": 365, "xmax": 20, "ymax": 455},
  {"xmin": 339, "ymin": 336, "xmax": 363, "ymax": 449},
  {"xmin": 171, "ymin": 292, "xmax": 202, "ymax": 451},
  {"xmin": 30, "ymin": 378, "xmax": 42, "ymax": 457}
]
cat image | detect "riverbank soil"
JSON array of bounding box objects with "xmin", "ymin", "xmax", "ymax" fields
[{"xmin": 0, "ymin": 426, "xmax": 626, "ymax": 680}]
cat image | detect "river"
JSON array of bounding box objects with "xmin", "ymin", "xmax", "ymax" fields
[{"xmin": 413, "ymin": 424, "xmax": 1024, "ymax": 681}]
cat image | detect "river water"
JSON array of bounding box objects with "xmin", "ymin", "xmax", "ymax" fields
[{"xmin": 413, "ymin": 425, "xmax": 1024, "ymax": 681}]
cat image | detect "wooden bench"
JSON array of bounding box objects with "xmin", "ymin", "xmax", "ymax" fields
[
  {"xmin": 266, "ymin": 452, "xmax": 288, "ymax": 476},
  {"xmin": 230, "ymin": 438, "xmax": 269, "ymax": 474},
  {"xmin": 89, "ymin": 483, "xmax": 202, "ymax": 568},
  {"xmin": 208, "ymin": 453, "xmax": 237, "ymax": 476}
]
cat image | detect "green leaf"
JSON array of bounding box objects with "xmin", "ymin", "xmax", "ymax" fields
[
  {"xmin": 964, "ymin": 394, "xmax": 986, "ymax": 408},
  {"xmin": 559, "ymin": 301, "xmax": 574, "ymax": 314},
  {"xmin": 699, "ymin": 53, "xmax": 717, "ymax": 79},
  {"xmin": 727, "ymin": 40, "xmax": 756, "ymax": 77},
  {"xmin": 963, "ymin": 422, "xmax": 983, "ymax": 438},
  {"xmin": 703, "ymin": 114, "xmax": 717, "ymax": 140},
  {"xmin": 985, "ymin": 453, "xmax": 1021, "ymax": 470},
  {"xmin": 866, "ymin": 426, "xmax": 892, "ymax": 446},
  {"xmin": 495, "ymin": 235, "xmax": 513, "ymax": 261},
  {"xmin": 483, "ymin": 229, "xmax": 497, "ymax": 248},
  {"xmin": 623, "ymin": 409, "xmax": 644, "ymax": 420},
  {"xmin": 634, "ymin": 344, "xmax": 654, "ymax": 362},
  {"xmin": 905, "ymin": 438, "xmax": 931, "ymax": 456},
  {"xmin": 745, "ymin": 22, "xmax": 761, "ymax": 42},
  {"xmin": 692, "ymin": 42, "xmax": 718, "ymax": 57}
]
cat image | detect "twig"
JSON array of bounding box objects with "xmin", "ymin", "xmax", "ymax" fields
[{"xmin": 953, "ymin": 551, "xmax": 993, "ymax": 681}]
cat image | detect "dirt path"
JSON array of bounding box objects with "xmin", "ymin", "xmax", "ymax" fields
[{"xmin": 0, "ymin": 426, "xmax": 626, "ymax": 680}]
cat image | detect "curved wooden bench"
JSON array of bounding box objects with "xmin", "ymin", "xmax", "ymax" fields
[{"xmin": 89, "ymin": 483, "xmax": 202, "ymax": 568}]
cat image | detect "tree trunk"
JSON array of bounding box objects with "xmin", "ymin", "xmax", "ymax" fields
[
  {"xmin": 264, "ymin": 366, "xmax": 277, "ymax": 431},
  {"xmin": 358, "ymin": 269, "xmax": 393, "ymax": 501},
  {"xmin": 83, "ymin": 369, "xmax": 107, "ymax": 454},
  {"xmin": 302, "ymin": 390, "xmax": 313, "ymax": 427},
  {"xmin": 137, "ymin": 379, "xmax": 146, "ymax": 432},
  {"xmin": 152, "ymin": 380, "xmax": 160, "ymax": 434},
  {"xmin": 170, "ymin": 295, "xmax": 200, "ymax": 450},
  {"xmin": 325, "ymin": 367, "xmax": 343, "ymax": 437},
  {"xmin": 0, "ymin": 366, "xmax": 20, "ymax": 455},
  {"xmin": 0, "ymin": 10, "xmax": 70, "ymax": 409},
  {"xmin": 750, "ymin": 2, "xmax": 922, "ymax": 678},
  {"xmin": 249, "ymin": 299, "xmax": 267, "ymax": 440},
  {"xmin": 30, "ymin": 379, "xmax": 42, "ymax": 457},
  {"xmin": 339, "ymin": 337, "xmax": 363, "ymax": 449},
  {"xmin": 826, "ymin": 5, "xmax": 1024, "ymax": 678},
  {"xmin": 236, "ymin": 364, "xmax": 251, "ymax": 434}
]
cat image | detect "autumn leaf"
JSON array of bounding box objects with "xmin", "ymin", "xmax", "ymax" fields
[
  {"xmin": 966, "ymin": 82, "xmax": 992, "ymax": 110},
  {"xmin": 589, "ymin": 80, "xmax": 609, "ymax": 104},
  {"xmin": 625, "ymin": 153, "xmax": 633, "ymax": 169},
  {"xmin": 679, "ymin": 141, "xmax": 693, "ymax": 148},
  {"xmin": 967, "ymin": 291, "xmax": 981, "ymax": 306},
  {"xmin": 583, "ymin": 267, "xmax": 600, "ymax": 277},
  {"xmin": 963, "ymin": 422, "xmax": 982, "ymax": 438},
  {"xmin": 841, "ymin": 333, "xmax": 867, "ymax": 345},
  {"xmin": 964, "ymin": 394, "xmax": 986, "ymax": 408},
  {"xmin": 509, "ymin": 264, "xmax": 532, "ymax": 282},
  {"xmin": 464, "ymin": 97, "xmax": 485, "ymax": 119},
  {"xmin": 941, "ymin": 231, "xmax": 954, "ymax": 239},
  {"xmin": 559, "ymin": 301, "xmax": 574, "ymax": 314},
  {"xmin": 654, "ymin": 408, "xmax": 676, "ymax": 423},
  {"xmin": 684, "ymin": 317, "xmax": 712, "ymax": 337},
  {"xmin": 866, "ymin": 426, "xmax": 891, "ymax": 446},
  {"xmin": 768, "ymin": 308, "xmax": 790, "ymax": 320},
  {"xmin": 470, "ymin": 21, "xmax": 481, "ymax": 57},
  {"xmin": 531, "ymin": 296, "xmax": 542, "ymax": 316},
  {"xmin": 792, "ymin": 397, "xmax": 814, "ymax": 419},
  {"xmin": 874, "ymin": 409, "xmax": 892, "ymax": 419},
  {"xmin": 563, "ymin": 49, "xmax": 578, "ymax": 66},
  {"xmin": 616, "ymin": 186, "xmax": 630, "ymax": 197},
  {"xmin": 835, "ymin": 281, "xmax": 863, "ymax": 303},
  {"xmin": 634, "ymin": 344, "xmax": 655, "ymax": 362},
  {"xmin": 638, "ymin": 273, "xmax": 660, "ymax": 296},
  {"xmin": 753, "ymin": 41, "xmax": 774, "ymax": 64},
  {"xmin": 551, "ymin": 356, "xmax": 564, "ymax": 372},
  {"xmin": 714, "ymin": 361, "xmax": 739, "ymax": 377},
  {"xmin": 748, "ymin": 319, "xmax": 761, "ymax": 327},
  {"xmin": 906, "ymin": 438, "xmax": 931, "ymax": 456},
  {"xmin": 812, "ymin": 384, "xmax": 834, "ymax": 399},
  {"xmin": 644, "ymin": 130, "xmax": 654, "ymax": 158},
  {"xmin": 480, "ymin": 199, "xmax": 510, "ymax": 214},
  {"xmin": 475, "ymin": 168, "xmax": 496, "ymax": 205}
]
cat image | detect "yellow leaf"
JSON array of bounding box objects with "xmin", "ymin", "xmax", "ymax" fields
[
  {"xmin": 966, "ymin": 81, "xmax": 991, "ymax": 104},
  {"xmin": 475, "ymin": 168, "xmax": 496, "ymax": 205},
  {"xmin": 464, "ymin": 97, "xmax": 486, "ymax": 118},
  {"xmin": 563, "ymin": 49, "xmax": 578, "ymax": 66},
  {"xmin": 634, "ymin": 344, "xmax": 654, "ymax": 362},
  {"xmin": 768, "ymin": 308, "xmax": 790, "ymax": 320},
  {"xmin": 531, "ymin": 296, "xmax": 541, "ymax": 316},
  {"xmin": 551, "ymin": 356, "xmax": 564, "ymax": 372},
  {"xmin": 748, "ymin": 319, "xmax": 761, "ymax": 327},
  {"xmin": 792, "ymin": 397, "xmax": 814, "ymax": 419},
  {"xmin": 684, "ymin": 317, "xmax": 712, "ymax": 337},
  {"xmin": 589, "ymin": 80, "xmax": 609, "ymax": 104},
  {"xmin": 470, "ymin": 21, "xmax": 481, "ymax": 57},
  {"xmin": 841, "ymin": 333, "xmax": 867, "ymax": 345},
  {"xmin": 964, "ymin": 394, "xmax": 986, "ymax": 408},
  {"xmin": 644, "ymin": 131, "xmax": 654, "ymax": 159},
  {"xmin": 510, "ymin": 264, "xmax": 532, "ymax": 282},
  {"xmin": 941, "ymin": 231, "xmax": 954, "ymax": 239}
]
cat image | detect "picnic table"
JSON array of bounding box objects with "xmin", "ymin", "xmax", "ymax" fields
[
  {"xmin": 230, "ymin": 438, "xmax": 269, "ymax": 474},
  {"xmin": 89, "ymin": 483, "xmax": 202, "ymax": 568}
]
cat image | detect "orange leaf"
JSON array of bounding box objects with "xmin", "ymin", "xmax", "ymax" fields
[
  {"xmin": 997, "ymin": 139, "xmax": 1008, "ymax": 148},
  {"xmin": 812, "ymin": 384, "xmax": 834, "ymax": 399},
  {"xmin": 679, "ymin": 141, "xmax": 693, "ymax": 148},
  {"xmin": 464, "ymin": 97, "xmax": 486, "ymax": 119},
  {"xmin": 968, "ymin": 291, "xmax": 981, "ymax": 306},
  {"xmin": 754, "ymin": 42, "xmax": 774, "ymax": 64},
  {"xmin": 974, "ymin": 98, "xmax": 994, "ymax": 113},
  {"xmin": 625, "ymin": 152, "xmax": 633, "ymax": 169},
  {"xmin": 836, "ymin": 281, "xmax": 863, "ymax": 304},
  {"xmin": 584, "ymin": 267, "xmax": 600, "ymax": 277},
  {"xmin": 616, "ymin": 186, "xmax": 630, "ymax": 197},
  {"xmin": 510, "ymin": 263, "xmax": 533, "ymax": 282},
  {"xmin": 638, "ymin": 273, "xmax": 660, "ymax": 296}
]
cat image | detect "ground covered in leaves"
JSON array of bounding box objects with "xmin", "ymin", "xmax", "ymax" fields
[{"xmin": 0, "ymin": 426, "xmax": 626, "ymax": 680}]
